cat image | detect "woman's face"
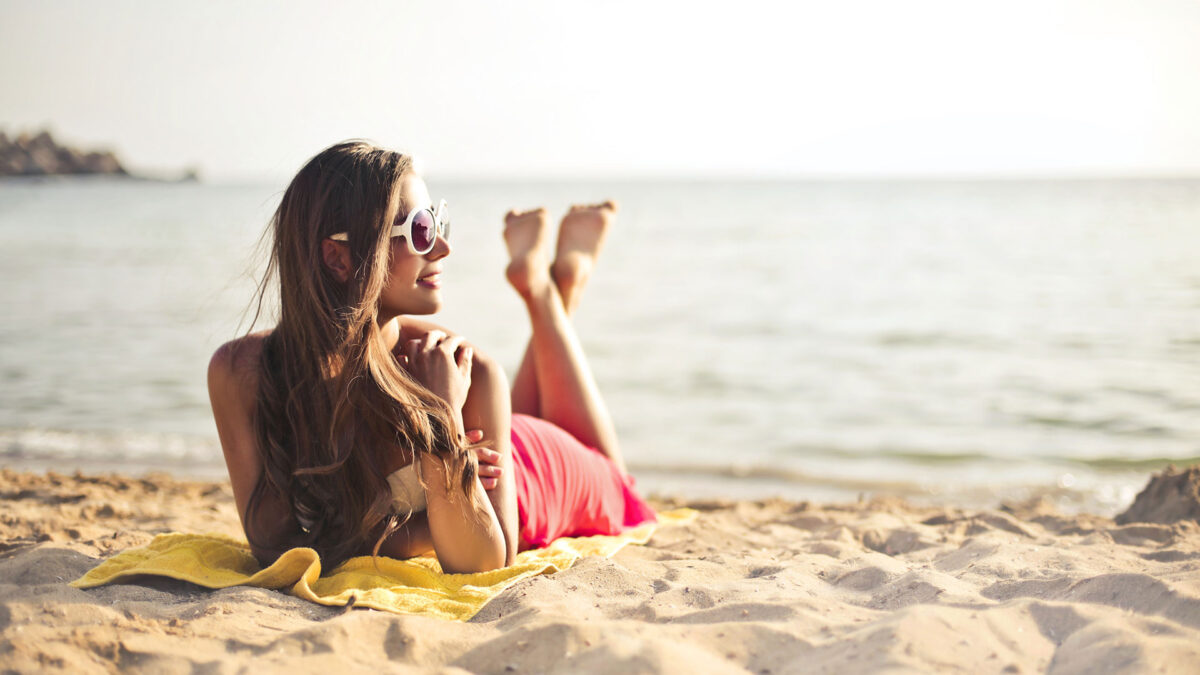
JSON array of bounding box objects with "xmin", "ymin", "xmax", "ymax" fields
[{"xmin": 378, "ymin": 174, "xmax": 450, "ymax": 319}]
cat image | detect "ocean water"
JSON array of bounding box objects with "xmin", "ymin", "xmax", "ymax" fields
[{"xmin": 2, "ymin": 177, "xmax": 1199, "ymax": 515}]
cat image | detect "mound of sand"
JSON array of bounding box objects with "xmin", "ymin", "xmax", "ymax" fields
[
  {"xmin": 1, "ymin": 469, "xmax": 1199, "ymax": 673},
  {"xmin": 1116, "ymin": 464, "xmax": 1200, "ymax": 526}
]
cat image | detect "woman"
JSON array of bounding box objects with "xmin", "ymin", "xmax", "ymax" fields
[{"xmin": 208, "ymin": 141, "xmax": 654, "ymax": 574}]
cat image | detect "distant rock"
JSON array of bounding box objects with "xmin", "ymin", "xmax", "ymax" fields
[
  {"xmin": 1115, "ymin": 464, "xmax": 1200, "ymax": 525},
  {"xmin": 0, "ymin": 129, "xmax": 130, "ymax": 177}
]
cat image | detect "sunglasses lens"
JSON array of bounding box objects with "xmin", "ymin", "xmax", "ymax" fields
[{"xmin": 410, "ymin": 209, "xmax": 437, "ymax": 253}]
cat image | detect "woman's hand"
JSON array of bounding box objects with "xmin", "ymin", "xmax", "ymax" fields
[
  {"xmin": 404, "ymin": 330, "xmax": 473, "ymax": 412},
  {"xmin": 465, "ymin": 428, "xmax": 504, "ymax": 491}
]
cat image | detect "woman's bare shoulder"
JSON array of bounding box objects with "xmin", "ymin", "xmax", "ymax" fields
[{"xmin": 208, "ymin": 330, "xmax": 272, "ymax": 397}]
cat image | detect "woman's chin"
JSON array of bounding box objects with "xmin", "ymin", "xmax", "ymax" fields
[
  {"xmin": 382, "ymin": 296, "xmax": 442, "ymax": 318},
  {"xmin": 409, "ymin": 296, "xmax": 444, "ymax": 316}
]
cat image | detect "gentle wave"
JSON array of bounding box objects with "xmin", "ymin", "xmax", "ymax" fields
[
  {"xmin": 627, "ymin": 460, "xmax": 1144, "ymax": 516},
  {"xmin": 1019, "ymin": 414, "xmax": 1175, "ymax": 436},
  {"xmin": 873, "ymin": 331, "xmax": 1004, "ymax": 350},
  {"xmin": 7, "ymin": 425, "xmax": 1193, "ymax": 476},
  {"xmin": 1, "ymin": 427, "xmax": 222, "ymax": 465}
]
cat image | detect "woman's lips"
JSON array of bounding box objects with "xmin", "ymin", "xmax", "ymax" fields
[{"xmin": 417, "ymin": 273, "xmax": 441, "ymax": 289}]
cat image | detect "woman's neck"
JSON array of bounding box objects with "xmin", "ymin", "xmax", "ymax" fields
[{"xmin": 377, "ymin": 315, "xmax": 403, "ymax": 354}]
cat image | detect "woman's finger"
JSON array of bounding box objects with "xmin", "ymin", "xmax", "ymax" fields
[
  {"xmin": 420, "ymin": 330, "xmax": 446, "ymax": 352},
  {"xmin": 480, "ymin": 476, "xmax": 498, "ymax": 491},
  {"xmin": 465, "ymin": 429, "xmax": 485, "ymax": 443},
  {"xmin": 458, "ymin": 346, "xmax": 473, "ymax": 376},
  {"xmin": 438, "ymin": 335, "xmax": 466, "ymax": 356},
  {"xmin": 404, "ymin": 339, "xmax": 421, "ymax": 361},
  {"xmin": 473, "ymin": 446, "xmax": 502, "ymax": 465}
]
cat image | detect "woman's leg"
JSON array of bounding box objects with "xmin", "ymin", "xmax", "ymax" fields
[
  {"xmin": 509, "ymin": 202, "xmax": 613, "ymax": 416},
  {"xmin": 503, "ymin": 204, "xmax": 626, "ymax": 475},
  {"xmin": 507, "ymin": 347, "xmax": 540, "ymax": 418}
]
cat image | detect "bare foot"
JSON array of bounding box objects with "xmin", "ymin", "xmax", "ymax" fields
[
  {"xmin": 503, "ymin": 207, "xmax": 553, "ymax": 299},
  {"xmin": 552, "ymin": 201, "xmax": 617, "ymax": 313}
]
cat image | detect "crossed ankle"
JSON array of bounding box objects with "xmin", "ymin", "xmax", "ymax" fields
[{"xmin": 515, "ymin": 280, "xmax": 561, "ymax": 306}]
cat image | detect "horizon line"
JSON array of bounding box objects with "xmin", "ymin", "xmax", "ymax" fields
[
  {"xmin": 191, "ymin": 169, "xmax": 1200, "ymax": 186},
  {"xmin": 8, "ymin": 168, "xmax": 1200, "ymax": 186}
]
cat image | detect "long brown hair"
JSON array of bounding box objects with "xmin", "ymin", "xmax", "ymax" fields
[{"xmin": 246, "ymin": 140, "xmax": 476, "ymax": 565}]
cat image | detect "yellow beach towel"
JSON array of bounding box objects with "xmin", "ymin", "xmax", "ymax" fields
[{"xmin": 72, "ymin": 509, "xmax": 696, "ymax": 621}]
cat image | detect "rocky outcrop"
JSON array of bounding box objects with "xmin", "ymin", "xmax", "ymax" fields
[{"xmin": 0, "ymin": 129, "xmax": 129, "ymax": 177}]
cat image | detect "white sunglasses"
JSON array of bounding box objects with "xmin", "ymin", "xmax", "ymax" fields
[{"xmin": 329, "ymin": 199, "xmax": 450, "ymax": 255}]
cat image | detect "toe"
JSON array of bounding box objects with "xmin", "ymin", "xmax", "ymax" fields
[{"xmin": 509, "ymin": 207, "xmax": 546, "ymax": 220}]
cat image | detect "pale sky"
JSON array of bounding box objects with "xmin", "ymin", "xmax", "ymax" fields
[{"xmin": 2, "ymin": 0, "xmax": 1199, "ymax": 180}]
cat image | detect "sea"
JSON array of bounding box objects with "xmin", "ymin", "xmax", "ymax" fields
[{"xmin": 2, "ymin": 176, "xmax": 1199, "ymax": 516}]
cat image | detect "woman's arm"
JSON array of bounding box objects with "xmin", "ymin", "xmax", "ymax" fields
[
  {"xmin": 420, "ymin": 421, "xmax": 508, "ymax": 573},
  {"xmin": 207, "ymin": 335, "xmax": 304, "ymax": 565},
  {"xmin": 376, "ymin": 511, "xmax": 434, "ymax": 558},
  {"xmin": 403, "ymin": 330, "xmax": 508, "ymax": 573},
  {"xmin": 397, "ymin": 318, "xmax": 520, "ymax": 565},
  {"xmin": 375, "ymin": 428, "xmax": 500, "ymax": 560}
]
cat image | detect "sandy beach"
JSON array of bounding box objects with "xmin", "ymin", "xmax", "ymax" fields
[{"xmin": 0, "ymin": 468, "xmax": 1196, "ymax": 673}]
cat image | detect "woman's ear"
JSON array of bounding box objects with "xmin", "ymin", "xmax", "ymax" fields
[{"xmin": 321, "ymin": 239, "xmax": 352, "ymax": 283}]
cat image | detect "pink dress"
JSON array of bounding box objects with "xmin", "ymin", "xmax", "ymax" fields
[{"xmin": 509, "ymin": 413, "xmax": 656, "ymax": 549}]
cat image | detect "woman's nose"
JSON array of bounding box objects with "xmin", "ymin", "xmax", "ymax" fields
[{"xmin": 427, "ymin": 235, "xmax": 451, "ymax": 260}]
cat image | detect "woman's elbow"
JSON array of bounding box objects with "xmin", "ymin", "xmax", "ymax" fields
[
  {"xmin": 439, "ymin": 523, "xmax": 508, "ymax": 573},
  {"xmin": 250, "ymin": 543, "xmax": 285, "ymax": 569},
  {"xmin": 440, "ymin": 547, "xmax": 507, "ymax": 574}
]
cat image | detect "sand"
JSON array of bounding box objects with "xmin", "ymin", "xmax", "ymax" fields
[{"xmin": 1, "ymin": 468, "xmax": 1199, "ymax": 674}]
